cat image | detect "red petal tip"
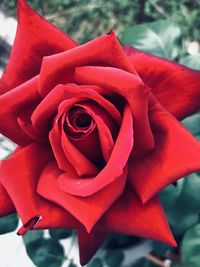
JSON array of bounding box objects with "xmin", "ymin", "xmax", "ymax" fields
[{"xmin": 17, "ymin": 215, "xmax": 42, "ymax": 236}]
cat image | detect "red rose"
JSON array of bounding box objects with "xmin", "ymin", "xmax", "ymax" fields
[{"xmin": 1, "ymin": 1, "xmax": 200, "ymax": 265}]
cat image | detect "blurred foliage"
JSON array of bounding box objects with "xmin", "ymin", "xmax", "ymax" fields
[
  {"xmin": 0, "ymin": 213, "xmax": 18, "ymax": 234},
  {"xmin": 23, "ymin": 230, "xmax": 66, "ymax": 267},
  {"xmin": 0, "ymin": 0, "xmax": 200, "ymax": 45},
  {"xmin": 121, "ymin": 20, "xmax": 181, "ymax": 60}
]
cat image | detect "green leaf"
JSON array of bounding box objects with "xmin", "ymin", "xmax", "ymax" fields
[
  {"xmin": 104, "ymin": 234, "xmax": 140, "ymax": 249},
  {"xmin": 121, "ymin": 20, "xmax": 181, "ymax": 59},
  {"xmin": 131, "ymin": 257, "xmax": 157, "ymax": 267},
  {"xmin": 180, "ymin": 53, "xmax": 200, "ymax": 70},
  {"xmin": 0, "ymin": 214, "xmax": 18, "ymax": 234},
  {"xmin": 152, "ymin": 241, "xmax": 172, "ymax": 257},
  {"xmin": 23, "ymin": 231, "xmax": 65, "ymax": 267},
  {"xmin": 68, "ymin": 261, "xmax": 77, "ymax": 267},
  {"xmin": 105, "ymin": 250, "xmax": 124, "ymax": 267},
  {"xmin": 182, "ymin": 224, "xmax": 200, "ymax": 267},
  {"xmin": 160, "ymin": 174, "xmax": 200, "ymax": 235},
  {"xmin": 182, "ymin": 113, "xmax": 200, "ymax": 137},
  {"xmin": 23, "ymin": 230, "xmax": 44, "ymax": 245},
  {"xmin": 87, "ymin": 257, "xmax": 103, "ymax": 267},
  {"xmin": 49, "ymin": 229, "xmax": 73, "ymax": 240}
]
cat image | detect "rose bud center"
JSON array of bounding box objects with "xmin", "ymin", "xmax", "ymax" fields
[{"xmin": 65, "ymin": 106, "xmax": 96, "ymax": 139}]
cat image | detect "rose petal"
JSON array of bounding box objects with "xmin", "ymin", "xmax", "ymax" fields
[
  {"xmin": 0, "ymin": 76, "xmax": 41, "ymax": 145},
  {"xmin": 62, "ymin": 103, "xmax": 104, "ymax": 165},
  {"xmin": 49, "ymin": 104, "xmax": 99, "ymax": 176},
  {"xmin": 129, "ymin": 95, "xmax": 200, "ymax": 203},
  {"xmin": 57, "ymin": 104, "xmax": 133, "ymax": 196},
  {"xmin": 60, "ymin": 125, "xmax": 99, "ymax": 176},
  {"xmin": 32, "ymin": 83, "xmax": 121, "ymax": 134},
  {"xmin": 73, "ymin": 102, "xmax": 117, "ymax": 162},
  {"xmin": 37, "ymin": 161, "xmax": 127, "ymax": 232},
  {"xmin": 0, "ymin": 143, "xmax": 78, "ymax": 230},
  {"xmin": 75, "ymin": 66, "xmax": 154, "ymax": 154},
  {"xmin": 39, "ymin": 31, "xmax": 136, "ymax": 96},
  {"xmin": 77, "ymin": 228, "xmax": 107, "ymax": 266},
  {"xmin": 70, "ymin": 132, "xmax": 102, "ymax": 165},
  {"xmin": 124, "ymin": 46, "xmax": 200, "ymax": 120},
  {"xmin": 0, "ymin": 182, "xmax": 15, "ymax": 216},
  {"xmin": 99, "ymin": 187, "xmax": 176, "ymax": 246},
  {"xmin": 0, "ymin": 0, "xmax": 76, "ymax": 95},
  {"xmin": 49, "ymin": 115, "xmax": 80, "ymax": 172}
]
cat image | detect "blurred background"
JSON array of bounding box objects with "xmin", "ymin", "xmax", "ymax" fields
[{"xmin": 0, "ymin": 1, "xmax": 200, "ymax": 267}]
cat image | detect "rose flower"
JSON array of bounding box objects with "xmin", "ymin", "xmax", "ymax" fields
[{"xmin": 1, "ymin": 0, "xmax": 200, "ymax": 265}]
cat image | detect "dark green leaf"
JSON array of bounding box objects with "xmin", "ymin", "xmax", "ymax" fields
[
  {"xmin": 87, "ymin": 257, "xmax": 103, "ymax": 267},
  {"xmin": 180, "ymin": 53, "xmax": 200, "ymax": 70},
  {"xmin": 104, "ymin": 234, "xmax": 140, "ymax": 249},
  {"xmin": 121, "ymin": 20, "xmax": 181, "ymax": 59},
  {"xmin": 152, "ymin": 241, "xmax": 172, "ymax": 257},
  {"xmin": 68, "ymin": 261, "xmax": 77, "ymax": 267},
  {"xmin": 23, "ymin": 231, "xmax": 65, "ymax": 267},
  {"xmin": 182, "ymin": 224, "xmax": 200, "ymax": 267},
  {"xmin": 0, "ymin": 214, "xmax": 18, "ymax": 234},
  {"xmin": 182, "ymin": 113, "xmax": 200, "ymax": 137},
  {"xmin": 49, "ymin": 229, "xmax": 73, "ymax": 240},
  {"xmin": 23, "ymin": 230, "xmax": 44, "ymax": 245},
  {"xmin": 132, "ymin": 257, "xmax": 157, "ymax": 267},
  {"xmin": 160, "ymin": 174, "xmax": 200, "ymax": 235},
  {"xmin": 105, "ymin": 250, "xmax": 124, "ymax": 267}
]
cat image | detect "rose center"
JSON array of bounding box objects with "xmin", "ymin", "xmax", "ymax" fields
[
  {"xmin": 64, "ymin": 106, "xmax": 96, "ymax": 139},
  {"xmin": 75, "ymin": 113, "xmax": 92, "ymax": 129}
]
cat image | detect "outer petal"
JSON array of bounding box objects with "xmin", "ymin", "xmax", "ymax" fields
[
  {"xmin": 0, "ymin": 182, "xmax": 15, "ymax": 216},
  {"xmin": 124, "ymin": 46, "xmax": 200, "ymax": 120},
  {"xmin": 0, "ymin": 144, "xmax": 78, "ymax": 231},
  {"xmin": 77, "ymin": 228, "xmax": 107, "ymax": 266},
  {"xmin": 37, "ymin": 161, "xmax": 127, "ymax": 233},
  {"xmin": 39, "ymin": 31, "xmax": 136, "ymax": 96},
  {"xmin": 0, "ymin": 77, "xmax": 41, "ymax": 145},
  {"xmin": 0, "ymin": 0, "xmax": 76, "ymax": 95},
  {"xmin": 75, "ymin": 66, "xmax": 154, "ymax": 153},
  {"xmin": 99, "ymin": 188, "xmax": 176, "ymax": 247},
  {"xmin": 129, "ymin": 95, "xmax": 200, "ymax": 203}
]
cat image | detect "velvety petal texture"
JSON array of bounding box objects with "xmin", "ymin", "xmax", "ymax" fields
[
  {"xmin": 99, "ymin": 188, "xmax": 176, "ymax": 246},
  {"xmin": 0, "ymin": 144, "xmax": 79, "ymax": 231},
  {"xmin": 0, "ymin": 77, "xmax": 41, "ymax": 145},
  {"xmin": 124, "ymin": 46, "xmax": 200, "ymax": 120},
  {"xmin": 0, "ymin": 182, "xmax": 16, "ymax": 216},
  {"xmin": 129, "ymin": 96, "xmax": 200, "ymax": 203},
  {"xmin": 37, "ymin": 162, "xmax": 127, "ymax": 232}
]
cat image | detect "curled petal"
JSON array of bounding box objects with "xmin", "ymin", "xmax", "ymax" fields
[
  {"xmin": 39, "ymin": 31, "xmax": 136, "ymax": 96},
  {"xmin": 57, "ymin": 104, "xmax": 133, "ymax": 196},
  {"xmin": 99, "ymin": 188, "xmax": 176, "ymax": 246},
  {"xmin": 49, "ymin": 109, "xmax": 99, "ymax": 176},
  {"xmin": 129, "ymin": 95, "xmax": 200, "ymax": 203},
  {"xmin": 32, "ymin": 83, "xmax": 121, "ymax": 134},
  {"xmin": 75, "ymin": 66, "xmax": 154, "ymax": 153},
  {"xmin": 37, "ymin": 161, "xmax": 127, "ymax": 232},
  {"xmin": 0, "ymin": 144, "xmax": 78, "ymax": 230},
  {"xmin": 0, "ymin": 0, "xmax": 76, "ymax": 95},
  {"xmin": 71, "ymin": 102, "xmax": 117, "ymax": 162},
  {"xmin": 0, "ymin": 77, "xmax": 41, "ymax": 145},
  {"xmin": 61, "ymin": 126, "xmax": 99, "ymax": 176},
  {"xmin": 124, "ymin": 46, "xmax": 200, "ymax": 120}
]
